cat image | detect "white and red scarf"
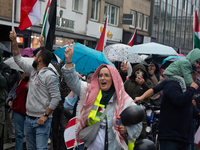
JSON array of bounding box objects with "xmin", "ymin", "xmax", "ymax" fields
[{"xmin": 75, "ymin": 64, "xmax": 132, "ymax": 149}]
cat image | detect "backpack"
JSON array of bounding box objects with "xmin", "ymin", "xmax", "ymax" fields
[{"xmin": 0, "ymin": 63, "xmax": 21, "ymax": 92}]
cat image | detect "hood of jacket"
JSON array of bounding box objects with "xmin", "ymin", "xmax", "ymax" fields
[
  {"xmin": 129, "ymin": 63, "xmax": 148, "ymax": 81},
  {"xmin": 186, "ymin": 48, "xmax": 200, "ymax": 65}
]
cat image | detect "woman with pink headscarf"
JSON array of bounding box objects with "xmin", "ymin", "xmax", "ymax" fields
[{"xmin": 61, "ymin": 42, "xmax": 142, "ymax": 150}]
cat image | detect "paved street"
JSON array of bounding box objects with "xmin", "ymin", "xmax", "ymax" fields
[{"xmin": 3, "ymin": 138, "xmax": 53, "ymax": 150}]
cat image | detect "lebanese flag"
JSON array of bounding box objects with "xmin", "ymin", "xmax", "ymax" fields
[
  {"xmin": 127, "ymin": 28, "xmax": 137, "ymax": 46},
  {"xmin": 42, "ymin": 0, "xmax": 57, "ymax": 51},
  {"xmin": 193, "ymin": 9, "xmax": 200, "ymax": 49},
  {"xmin": 64, "ymin": 117, "xmax": 84, "ymax": 149},
  {"xmin": 95, "ymin": 17, "xmax": 108, "ymax": 52},
  {"xmin": 19, "ymin": 0, "xmax": 41, "ymax": 31}
]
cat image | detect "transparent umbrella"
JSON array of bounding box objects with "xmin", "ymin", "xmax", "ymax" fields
[{"xmin": 103, "ymin": 44, "xmax": 142, "ymax": 64}]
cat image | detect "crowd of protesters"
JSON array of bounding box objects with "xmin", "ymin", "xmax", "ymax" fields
[{"xmin": 0, "ymin": 28, "xmax": 200, "ymax": 150}]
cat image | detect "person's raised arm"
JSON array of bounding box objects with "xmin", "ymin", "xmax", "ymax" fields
[
  {"xmin": 134, "ymin": 80, "xmax": 168, "ymax": 102},
  {"xmin": 65, "ymin": 41, "xmax": 75, "ymax": 69},
  {"xmin": 39, "ymin": 36, "xmax": 45, "ymax": 50},
  {"xmin": 134, "ymin": 89, "xmax": 154, "ymax": 102},
  {"xmin": 9, "ymin": 28, "xmax": 20, "ymax": 56},
  {"xmin": 9, "ymin": 28, "xmax": 33, "ymax": 75}
]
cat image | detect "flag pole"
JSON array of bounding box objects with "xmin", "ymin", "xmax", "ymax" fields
[
  {"xmin": 41, "ymin": 7, "xmax": 50, "ymax": 36},
  {"xmin": 11, "ymin": 0, "xmax": 15, "ymax": 30}
]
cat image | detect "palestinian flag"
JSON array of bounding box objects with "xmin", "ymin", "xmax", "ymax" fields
[
  {"xmin": 42, "ymin": 0, "xmax": 57, "ymax": 51},
  {"xmin": 95, "ymin": 16, "xmax": 108, "ymax": 52},
  {"xmin": 19, "ymin": 0, "xmax": 41, "ymax": 30},
  {"xmin": 193, "ymin": 9, "xmax": 200, "ymax": 49},
  {"xmin": 127, "ymin": 28, "xmax": 137, "ymax": 46}
]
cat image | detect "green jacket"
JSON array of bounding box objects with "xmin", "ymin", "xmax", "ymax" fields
[
  {"xmin": 124, "ymin": 63, "xmax": 153, "ymax": 102},
  {"xmin": 163, "ymin": 48, "xmax": 200, "ymax": 87}
]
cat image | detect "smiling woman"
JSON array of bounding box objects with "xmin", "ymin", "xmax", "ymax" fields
[{"xmin": 61, "ymin": 41, "xmax": 142, "ymax": 150}]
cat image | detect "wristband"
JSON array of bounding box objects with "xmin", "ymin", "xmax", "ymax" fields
[{"xmin": 66, "ymin": 62, "xmax": 72, "ymax": 64}]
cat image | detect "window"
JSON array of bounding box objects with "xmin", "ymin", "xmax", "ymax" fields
[
  {"xmin": 91, "ymin": 0, "xmax": 100, "ymax": 21},
  {"xmin": 130, "ymin": 10, "xmax": 136, "ymax": 27},
  {"xmin": 137, "ymin": 13, "xmax": 143, "ymax": 29},
  {"xmin": 143, "ymin": 15, "xmax": 149, "ymax": 31},
  {"xmin": 60, "ymin": 0, "xmax": 66, "ymax": 8},
  {"xmin": 72, "ymin": 0, "xmax": 83, "ymax": 12},
  {"xmin": 104, "ymin": 3, "xmax": 119, "ymax": 26}
]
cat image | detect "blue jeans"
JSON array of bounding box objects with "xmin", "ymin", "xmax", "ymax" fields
[
  {"xmin": 24, "ymin": 116, "xmax": 52, "ymax": 150},
  {"xmin": 160, "ymin": 140, "xmax": 191, "ymax": 150},
  {"xmin": 13, "ymin": 110, "xmax": 25, "ymax": 150}
]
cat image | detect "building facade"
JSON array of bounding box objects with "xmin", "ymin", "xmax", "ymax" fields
[
  {"xmin": 122, "ymin": 0, "xmax": 151, "ymax": 45},
  {"xmin": 152, "ymin": 0, "xmax": 200, "ymax": 55}
]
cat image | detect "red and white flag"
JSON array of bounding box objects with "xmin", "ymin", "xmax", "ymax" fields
[
  {"xmin": 19, "ymin": 0, "xmax": 41, "ymax": 31},
  {"xmin": 127, "ymin": 28, "xmax": 137, "ymax": 46},
  {"xmin": 95, "ymin": 16, "xmax": 108, "ymax": 52},
  {"xmin": 64, "ymin": 117, "xmax": 83, "ymax": 149}
]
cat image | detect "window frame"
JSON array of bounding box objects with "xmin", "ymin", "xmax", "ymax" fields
[
  {"xmin": 130, "ymin": 10, "xmax": 136, "ymax": 28},
  {"xmin": 137, "ymin": 12, "xmax": 143, "ymax": 29},
  {"xmin": 72, "ymin": 0, "xmax": 80, "ymax": 12},
  {"xmin": 60, "ymin": 0, "xmax": 66, "ymax": 8},
  {"xmin": 91, "ymin": 0, "xmax": 100, "ymax": 21},
  {"xmin": 143, "ymin": 15, "xmax": 149, "ymax": 31},
  {"xmin": 104, "ymin": 3, "xmax": 119, "ymax": 26}
]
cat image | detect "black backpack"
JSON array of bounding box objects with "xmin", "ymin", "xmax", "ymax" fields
[{"xmin": 0, "ymin": 63, "xmax": 21, "ymax": 92}]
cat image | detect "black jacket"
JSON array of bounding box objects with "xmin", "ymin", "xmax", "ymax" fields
[{"xmin": 157, "ymin": 80, "xmax": 200, "ymax": 144}]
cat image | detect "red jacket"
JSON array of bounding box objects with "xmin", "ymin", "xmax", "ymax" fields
[{"xmin": 12, "ymin": 80, "xmax": 28, "ymax": 114}]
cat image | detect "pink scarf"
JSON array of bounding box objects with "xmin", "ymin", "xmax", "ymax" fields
[{"xmin": 75, "ymin": 64, "xmax": 131, "ymax": 149}]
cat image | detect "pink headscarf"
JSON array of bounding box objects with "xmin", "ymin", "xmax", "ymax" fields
[{"xmin": 75, "ymin": 64, "xmax": 131, "ymax": 148}]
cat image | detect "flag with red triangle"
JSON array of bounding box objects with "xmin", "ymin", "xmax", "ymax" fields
[
  {"xmin": 19, "ymin": 0, "xmax": 41, "ymax": 30},
  {"xmin": 127, "ymin": 28, "xmax": 137, "ymax": 46},
  {"xmin": 42, "ymin": 0, "xmax": 57, "ymax": 51},
  {"xmin": 193, "ymin": 9, "xmax": 200, "ymax": 49},
  {"xmin": 95, "ymin": 17, "xmax": 108, "ymax": 52}
]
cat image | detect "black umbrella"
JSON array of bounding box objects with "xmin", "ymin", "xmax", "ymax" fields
[
  {"xmin": 144, "ymin": 54, "xmax": 167, "ymax": 64},
  {"xmin": 0, "ymin": 43, "xmax": 11, "ymax": 57},
  {"xmin": 161, "ymin": 56, "xmax": 184, "ymax": 69}
]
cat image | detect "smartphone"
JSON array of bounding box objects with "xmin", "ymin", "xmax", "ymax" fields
[{"xmin": 137, "ymin": 72, "xmax": 143, "ymax": 78}]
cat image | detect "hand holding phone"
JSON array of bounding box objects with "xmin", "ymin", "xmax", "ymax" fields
[{"xmin": 136, "ymin": 71, "xmax": 143, "ymax": 78}]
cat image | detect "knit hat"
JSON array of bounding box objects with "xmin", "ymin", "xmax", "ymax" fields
[{"xmin": 152, "ymin": 62, "xmax": 160, "ymax": 74}]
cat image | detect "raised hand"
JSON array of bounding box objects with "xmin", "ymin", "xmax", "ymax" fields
[
  {"xmin": 9, "ymin": 28, "xmax": 17, "ymax": 41},
  {"xmin": 9, "ymin": 28, "xmax": 20, "ymax": 56},
  {"xmin": 39, "ymin": 35, "xmax": 45, "ymax": 47},
  {"xmin": 65, "ymin": 40, "xmax": 75, "ymax": 63},
  {"xmin": 120, "ymin": 61, "xmax": 129, "ymax": 73}
]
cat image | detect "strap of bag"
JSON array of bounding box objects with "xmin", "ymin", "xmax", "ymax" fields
[{"xmin": 84, "ymin": 102, "xmax": 113, "ymax": 148}]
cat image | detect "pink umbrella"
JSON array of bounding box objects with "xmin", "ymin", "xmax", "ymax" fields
[{"xmin": 20, "ymin": 47, "xmax": 36, "ymax": 57}]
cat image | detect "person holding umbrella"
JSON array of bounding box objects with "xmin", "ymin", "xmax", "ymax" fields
[{"xmin": 61, "ymin": 41, "xmax": 142, "ymax": 150}]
